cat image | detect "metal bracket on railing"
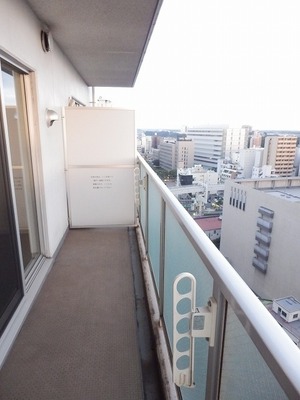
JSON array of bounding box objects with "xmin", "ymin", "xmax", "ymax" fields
[
  {"xmin": 173, "ymin": 273, "xmax": 217, "ymax": 388},
  {"xmin": 134, "ymin": 166, "xmax": 140, "ymax": 207},
  {"xmin": 139, "ymin": 175, "xmax": 148, "ymax": 190}
]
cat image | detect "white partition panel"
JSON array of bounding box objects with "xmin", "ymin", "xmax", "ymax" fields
[{"xmin": 64, "ymin": 107, "xmax": 136, "ymax": 227}]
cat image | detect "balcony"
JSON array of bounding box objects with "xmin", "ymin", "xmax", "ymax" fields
[{"xmin": 0, "ymin": 154, "xmax": 300, "ymax": 400}]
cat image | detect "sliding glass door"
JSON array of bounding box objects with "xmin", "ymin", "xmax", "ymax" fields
[
  {"xmin": 0, "ymin": 60, "xmax": 42, "ymax": 334},
  {"xmin": 1, "ymin": 63, "xmax": 41, "ymax": 274},
  {"xmin": 0, "ymin": 86, "xmax": 23, "ymax": 336}
]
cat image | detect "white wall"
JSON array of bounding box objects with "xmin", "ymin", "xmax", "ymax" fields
[
  {"xmin": 1, "ymin": 0, "xmax": 89, "ymax": 256},
  {"xmin": 239, "ymin": 149, "xmax": 257, "ymax": 178}
]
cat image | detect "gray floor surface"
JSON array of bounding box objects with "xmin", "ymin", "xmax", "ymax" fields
[{"xmin": 0, "ymin": 228, "xmax": 145, "ymax": 400}]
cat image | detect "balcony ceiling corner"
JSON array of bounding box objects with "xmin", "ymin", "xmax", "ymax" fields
[{"xmin": 26, "ymin": 0, "xmax": 163, "ymax": 87}]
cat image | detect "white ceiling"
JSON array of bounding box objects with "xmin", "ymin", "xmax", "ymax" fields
[{"xmin": 26, "ymin": 0, "xmax": 163, "ymax": 87}]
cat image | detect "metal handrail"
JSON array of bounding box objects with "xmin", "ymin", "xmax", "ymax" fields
[{"xmin": 138, "ymin": 153, "xmax": 300, "ymax": 399}]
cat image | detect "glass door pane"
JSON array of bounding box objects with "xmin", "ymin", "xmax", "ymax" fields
[
  {"xmin": 0, "ymin": 112, "xmax": 23, "ymax": 336},
  {"xmin": 1, "ymin": 64, "xmax": 41, "ymax": 275}
]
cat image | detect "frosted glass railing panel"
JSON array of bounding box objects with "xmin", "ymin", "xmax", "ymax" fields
[
  {"xmin": 147, "ymin": 179, "xmax": 162, "ymax": 291},
  {"xmin": 137, "ymin": 155, "xmax": 300, "ymax": 399},
  {"xmin": 220, "ymin": 305, "xmax": 289, "ymax": 400},
  {"xmin": 139, "ymin": 164, "xmax": 147, "ymax": 234},
  {"xmin": 164, "ymin": 207, "xmax": 213, "ymax": 400}
]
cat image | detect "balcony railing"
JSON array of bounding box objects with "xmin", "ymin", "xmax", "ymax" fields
[{"xmin": 137, "ymin": 154, "xmax": 300, "ymax": 400}]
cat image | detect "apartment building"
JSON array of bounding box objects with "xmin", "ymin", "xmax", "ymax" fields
[
  {"xmin": 262, "ymin": 135, "xmax": 297, "ymax": 177},
  {"xmin": 250, "ymin": 130, "xmax": 263, "ymax": 148},
  {"xmin": 219, "ymin": 137, "xmax": 296, "ymax": 181},
  {"xmin": 220, "ymin": 177, "xmax": 300, "ymax": 300}
]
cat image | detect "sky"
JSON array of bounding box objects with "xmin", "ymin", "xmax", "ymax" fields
[{"xmin": 96, "ymin": 0, "xmax": 300, "ymax": 131}]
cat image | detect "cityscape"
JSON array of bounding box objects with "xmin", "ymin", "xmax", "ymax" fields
[
  {"xmin": 1, "ymin": 1, "xmax": 300, "ymax": 399},
  {"xmin": 138, "ymin": 124, "xmax": 300, "ymax": 346}
]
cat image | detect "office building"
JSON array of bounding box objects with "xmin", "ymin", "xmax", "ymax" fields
[
  {"xmin": 159, "ymin": 137, "xmax": 194, "ymax": 170},
  {"xmin": 185, "ymin": 125, "xmax": 228, "ymax": 169},
  {"xmin": 175, "ymin": 137, "xmax": 194, "ymax": 169},
  {"xmin": 185, "ymin": 125, "xmax": 249, "ymax": 170},
  {"xmin": 220, "ymin": 177, "xmax": 300, "ymax": 300},
  {"xmin": 159, "ymin": 140, "xmax": 176, "ymax": 170}
]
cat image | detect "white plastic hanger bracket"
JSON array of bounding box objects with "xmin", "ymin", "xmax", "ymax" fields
[{"xmin": 173, "ymin": 272, "xmax": 217, "ymax": 387}]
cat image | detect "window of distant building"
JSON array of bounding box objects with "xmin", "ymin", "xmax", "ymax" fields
[
  {"xmin": 252, "ymin": 206, "xmax": 274, "ymax": 273},
  {"xmin": 229, "ymin": 186, "xmax": 246, "ymax": 211}
]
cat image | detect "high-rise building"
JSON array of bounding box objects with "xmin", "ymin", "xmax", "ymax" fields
[
  {"xmin": 262, "ymin": 135, "xmax": 297, "ymax": 177},
  {"xmin": 185, "ymin": 125, "xmax": 249, "ymax": 170},
  {"xmin": 185, "ymin": 125, "xmax": 228, "ymax": 169},
  {"xmin": 159, "ymin": 140, "xmax": 176, "ymax": 170}
]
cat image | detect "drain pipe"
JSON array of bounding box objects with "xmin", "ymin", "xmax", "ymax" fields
[
  {"xmin": 92, "ymin": 87, "xmax": 96, "ymax": 107},
  {"xmin": 135, "ymin": 222, "xmax": 179, "ymax": 400}
]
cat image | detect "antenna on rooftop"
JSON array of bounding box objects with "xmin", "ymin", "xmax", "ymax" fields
[{"xmin": 97, "ymin": 96, "xmax": 112, "ymax": 107}]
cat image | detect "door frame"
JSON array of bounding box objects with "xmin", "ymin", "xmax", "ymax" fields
[
  {"xmin": 0, "ymin": 55, "xmax": 47, "ymax": 288},
  {"xmin": 0, "ymin": 53, "xmax": 53, "ymax": 367}
]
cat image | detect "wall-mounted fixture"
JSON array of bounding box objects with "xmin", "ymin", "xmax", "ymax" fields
[
  {"xmin": 41, "ymin": 30, "xmax": 52, "ymax": 52},
  {"xmin": 46, "ymin": 109, "xmax": 59, "ymax": 127}
]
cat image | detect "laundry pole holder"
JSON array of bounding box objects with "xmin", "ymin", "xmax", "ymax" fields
[{"xmin": 173, "ymin": 272, "xmax": 217, "ymax": 388}]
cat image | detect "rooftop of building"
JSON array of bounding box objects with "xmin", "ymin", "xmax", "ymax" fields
[
  {"xmin": 234, "ymin": 177, "xmax": 300, "ymax": 197},
  {"xmin": 275, "ymin": 296, "xmax": 300, "ymax": 313},
  {"xmin": 260, "ymin": 130, "xmax": 300, "ymax": 136},
  {"xmin": 194, "ymin": 216, "xmax": 222, "ymax": 231},
  {"xmin": 266, "ymin": 302, "xmax": 300, "ymax": 343},
  {"xmin": 265, "ymin": 188, "xmax": 300, "ymax": 203}
]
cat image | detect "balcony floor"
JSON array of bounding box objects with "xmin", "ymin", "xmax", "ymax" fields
[{"xmin": 0, "ymin": 227, "xmax": 163, "ymax": 399}]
